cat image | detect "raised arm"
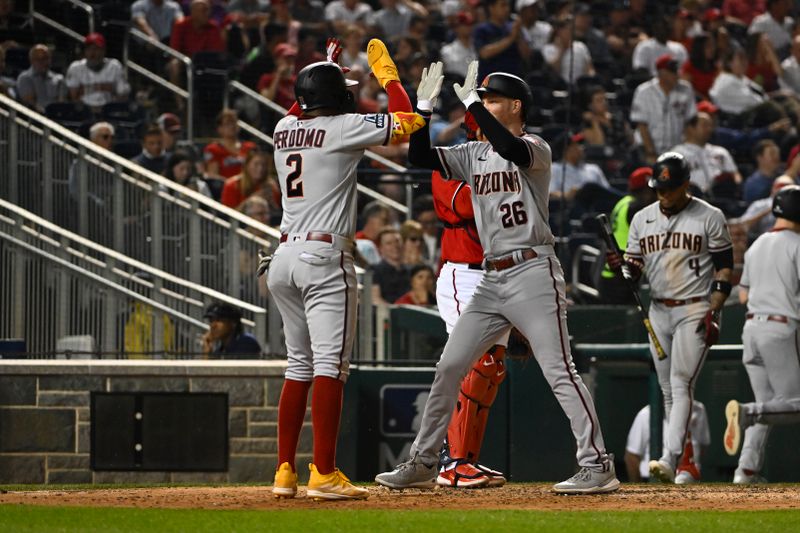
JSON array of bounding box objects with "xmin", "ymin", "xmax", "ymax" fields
[{"xmin": 408, "ymin": 61, "xmax": 445, "ymax": 171}]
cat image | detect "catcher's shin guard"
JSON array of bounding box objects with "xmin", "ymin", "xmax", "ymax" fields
[{"xmin": 446, "ymin": 345, "xmax": 506, "ymax": 462}]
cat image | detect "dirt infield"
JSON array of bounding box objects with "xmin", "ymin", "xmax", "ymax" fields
[{"xmin": 2, "ymin": 484, "xmax": 799, "ymax": 511}]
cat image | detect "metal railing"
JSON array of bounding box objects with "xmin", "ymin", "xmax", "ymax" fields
[
  {"xmin": 0, "ymin": 94, "xmax": 279, "ymax": 308},
  {"xmin": 225, "ymin": 81, "xmax": 410, "ymax": 217},
  {"xmin": 30, "ymin": 0, "xmax": 94, "ymax": 40},
  {"xmin": 125, "ymin": 28, "xmax": 194, "ymax": 142},
  {"xmin": 0, "ymin": 199, "xmax": 269, "ymax": 357}
]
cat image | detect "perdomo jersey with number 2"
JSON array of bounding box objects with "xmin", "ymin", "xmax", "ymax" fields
[
  {"xmin": 274, "ymin": 112, "xmax": 392, "ymax": 237},
  {"xmin": 625, "ymin": 198, "xmax": 732, "ymax": 299},
  {"xmin": 434, "ymin": 134, "xmax": 554, "ymax": 258}
]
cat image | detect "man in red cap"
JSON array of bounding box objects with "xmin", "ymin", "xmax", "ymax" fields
[
  {"xmin": 598, "ymin": 167, "xmax": 656, "ymax": 304},
  {"xmin": 630, "ymin": 52, "xmax": 696, "ymax": 164},
  {"xmin": 65, "ymin": 33, "xmax": 130, "ymax": 112}
]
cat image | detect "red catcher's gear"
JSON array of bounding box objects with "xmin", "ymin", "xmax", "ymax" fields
[
  {"xmin": 432, "ymin": 170, "xmax": 483, "ymax": 265},
  {"xmin": 447, "ymin": 345, "xmax": 506, "ymax": 462}
]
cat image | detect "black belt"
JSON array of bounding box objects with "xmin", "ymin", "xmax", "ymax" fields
[
  {"xmin": 653, "ymin": 297, "xmax": 705, "ymax": 307},
  {"xmin": 280, "ymin": 232, "xmax": 333, "ymax": 244},
  {"xmin": 746, "ymin": 313, "xmax": 789, "ymax": 324},
  {"xmin": 484, "ymin": 249, "xmax": 538, "ymax": 272}
]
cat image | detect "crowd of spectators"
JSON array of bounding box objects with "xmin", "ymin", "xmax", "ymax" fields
[{"xmin": 4, "ymin": 0, "xmax": 800, "ymax": 307}]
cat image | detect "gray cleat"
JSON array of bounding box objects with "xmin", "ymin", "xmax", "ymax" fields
[
  {"xmin": 553, "ymin": 462, "xmax": 620, "ymax": 494},
  {"xmin": 375, "ymin": 454, "xmax": 438, "ymax": 489},
  {"xmin": 649, "ymin": 459, "xmax": 676, "ymax": 483}
]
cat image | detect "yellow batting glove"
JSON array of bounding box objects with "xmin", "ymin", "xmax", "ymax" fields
[{"xmin": 390, "ymin": 112, "xmax": 425, "ymax": 144}]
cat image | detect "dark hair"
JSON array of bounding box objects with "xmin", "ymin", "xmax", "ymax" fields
[
  {"xmin": 362, "ymin": 200, "xmax": 390, "ymax": 221},
  {"xmin": 581, "ymin": 84, "xmax": 605, "ymax": 110},
  {"xmin": 745, "ymin": 31, "xmax": 765, "ymax": 62},
  {"xmin": 753, "ymin": 139, "xmax": 778, "ymax": 159},
  {"xmin": 688, "ymin": 33, "xmax": 715, "ymax": 72},
  {"xmin": 142, "ymin": 123, "xmax": 163, "ymax": 139},
  {"xmin": 412, "ymin": 194, "xmax": 435, "ymax": 219},
  {"xmin": 721, "ymin": 46, "xmax": 745, "ymax": 72},
  {"xmin": 164, "ymin": 151, "xmax": 194, "ymax": 183},
  {"xmin": 409, "ymin": 264, "xmax": 434, "ymax": 279}
]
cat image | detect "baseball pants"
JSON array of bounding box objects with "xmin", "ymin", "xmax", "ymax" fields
[
  {"xmin": 267, "ymin": 238, "xmax": 358, "ymax": 382},
  {"xmin": 648, "ymin": 300, "xmax": 709, "ymax": 465},
  {"xmin": 411, "ymin": 251, "xmax": 610, "ymax": 470},
  {"xmin": 739, "ymin": 318, "xmax": 800, "ymax": 472}
]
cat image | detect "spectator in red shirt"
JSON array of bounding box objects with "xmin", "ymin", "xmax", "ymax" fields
[
  {"xmin": 203, "ymin": 108, "xmax": 257, "ymax": 184},
  {"xmin": 722, "ymin": 0, "xmax": 766, "ymax": 28},
  {"xmin": 394, "ymin": 264, "xmax": 436, "ymax": 306},
  {"xmin": 258, "ymin": 43, "xmax": 297, "ymax": 110},
  {"xmin": 681, "ymin": 32, "xmax": 720, "ymax": 99},
  {"xmin": 168, "ymin": 0, "xmax": 225, "ymax": 88},
  {"xmin": 220, "ymin": 149, "xmax": 280, "ymax": 210}
]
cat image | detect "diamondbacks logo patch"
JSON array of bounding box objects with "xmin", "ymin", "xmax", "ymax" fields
[
  {"xmin": 658, "ymin": 167, "xmax": 671, "ymax": 181},
  {"xmin": 364, "ymin": 114, "xmax": 385, "ymax": 128}
]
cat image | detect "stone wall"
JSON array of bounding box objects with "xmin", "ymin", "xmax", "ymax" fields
[{"xmin": 0, "ymin": 360, "xmax": 301, "ymax": 484}]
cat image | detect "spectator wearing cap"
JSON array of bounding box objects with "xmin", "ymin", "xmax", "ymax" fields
[
  {"xmin": 680, "ymin": 32, "xmax": 720, "ymax": 99},
  {"xmin": 369, "ymin": 0, "xmax": 428, "ymax": 41},
  {"xmin": 158, "ymin": 112, "xmax": 182, "ymax": 152},
  {"xmin": 473, "ymin": 0, "xmax": 531, "ymax": 82},
  {"xmin": 670, "ymin": 111, "xmax": 741, "ymax": 194},
  {"xmin": 131, "ymin": 0, "xmax": 184, "ymax": 43},
  {"xmin": 258, "ymin": 43, "xmax": 297, "ymax": 110},
  {"xmin": 440, "ymin": 11, "xmax": 477, "ymax": 78},
  {"xmin": 544, "ymin": 17, "xmax": 595, "ymax": 86},
  {"xmin": 16, "ymin": 44, "xmax": 66, "ymax": 113},
  {"xmin": 743, "ymin": 139, "xmax": 783, "ymax": 203},
  {"xmin": 599, "ymin": 167, "xmax": 657, "ymax": 304},
  {"xmin": 748, "ymin": 0, "xmax": 793, "ymax": 59},
  {"xmin": 632, "ymin": 16, "xmax": 688, "ymax": 76},
  {"xmin": 630, "ymin": 54, "xmax": 697, "ymax": 163},
  {"xmin": 65, "ymin": 33, "xmax": 130, "ymax": 112},
  {"xmin": 201, "ymin": 302, "xmax": 262, "ymax": 358},
  {"xmin": 324, "ymin": 0, "xmax": 373, "ymax": 35},
  {"xmin": 517, "ymin": 0, "xmax": 551, "ymax": 52},
  {"xmin": 550, "ymin": 133, "xmax": 620, "ymax": 217},
  {"xmin": 779, "ymin": 34, "xmax": 800, "ymax": 94},
  {"xmin": 132, "ymin": 124, "xmax": 170, "ymax": 175}
]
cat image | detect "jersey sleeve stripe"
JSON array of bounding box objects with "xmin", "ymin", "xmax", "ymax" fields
[
  {"xmin": 451, "ymin": 181, "xmax": 467, "ymax": 219},
  {"xmin": 436, "ymin": 147, "xmax": 453, "ymax": 180},
  {"xmin": 708, "ymin": 244, "xmax": 733, "ymax": 251},
  {"xmin": 382, "ymin": 114, "xmax": 392, "ymax": 146}
]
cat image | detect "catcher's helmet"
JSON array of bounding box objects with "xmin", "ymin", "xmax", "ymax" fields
[
  {"xmin": 295, "ymin": 61, "xmax": 357, "ymax": 112},
  {"xmin": 772, "ymin": 184, "xmax": 800, "ymax": 223},
  {"xmin": 476, "ymin": 72, "xmax": 532, "ymax": 117},
  {"xmin": 649, "ymin": 152, "xmax": 691, "ymax": 190}
]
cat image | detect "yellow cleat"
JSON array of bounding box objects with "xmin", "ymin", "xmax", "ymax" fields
[
  {"xmin": 367, "ymin": 38, "xmax": 400, "ymax": 89},
  {"xmin": 272, "ymin": 462, "xmax": 298, "ymax": 499},
  {"xmin": 307, "ymin": 463, "xmax": 369, "ymax": 500}
]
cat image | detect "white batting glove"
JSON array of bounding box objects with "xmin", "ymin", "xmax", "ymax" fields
[
  {"xmin": 416, "ymin": 61, "xmax": 444, "ymax": 113},
  {"xmin": 256, "ymin": 249, "xmax": 273, "ymax": 277},
  {"xmin": 454, "ymin": 60, "xmax": 480, "ymax": 109}
]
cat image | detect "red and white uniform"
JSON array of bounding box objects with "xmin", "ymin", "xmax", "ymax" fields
[{"xmin": 433, "ymin": 171, "xmax": 510, "ymax": 346}]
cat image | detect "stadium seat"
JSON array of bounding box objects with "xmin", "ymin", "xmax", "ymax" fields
[{"xmin": 45, "ymin": 102, "xmax": 92, "ymax": 132}]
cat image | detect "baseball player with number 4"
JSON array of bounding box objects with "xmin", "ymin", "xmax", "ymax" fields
[
  {"xmin": 723, "ymin": 185, "xmax": 800, "ymax": 484},
  {"xmin": 607, "ymin": 152, "xmax": 733, "ymax": 484},
  {"xmin": 267, "ymin": 39, "xmax": 424, "ymax": 500},
  {"xmin": 375, "ymin": 60, "xmax": 620, "ymax": 494}
]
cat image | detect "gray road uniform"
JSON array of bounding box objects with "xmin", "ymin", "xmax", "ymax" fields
[
  {"xmin": 409, "ymin": 134, "xmax": 613, "ymax": 472},
  {"xmin": 626, "ymin": 198, "xmax": 732, "ymax": 467},
  {"xmin": 267, "ymin": 112, "xmax": 392, "ymax": 382},
  {"xmin": 737, "ymin": 229, "xmax": 800, "ymax": 473}
]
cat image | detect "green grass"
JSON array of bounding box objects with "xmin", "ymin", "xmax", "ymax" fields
[{"xmin": 0, "ymin": 507, "xmax": 797, "ymax": 533}]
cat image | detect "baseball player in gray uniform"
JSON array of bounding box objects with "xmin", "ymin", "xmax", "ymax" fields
[
  {"xmin": 267, "ymin": 60, "xmax": 424, "ymax": 500},
  {"xmin": 375, "ymin": 60, "xmax": 620, "ymax": 494},
  {"xmin": 607, "ymin": 152, "xmax": 734, "ymax": 484},
  {"xmin": 723, "ymin": 185, "xmax": 800, "ymax": 484}
]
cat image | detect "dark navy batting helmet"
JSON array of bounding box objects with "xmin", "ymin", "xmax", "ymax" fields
[
  {"xmin": 649, "ymin": 152, "xmax": 691, "ymax": 190},
  {"xmin": 295, "ymin": 61, "xmax": 357, "ymax": 112},
  {"xmin": 476, "ymin": 72, "xmax": 533, "ymax": 117},
  {"xmin": 772, "ymin": 184, "xmax": 800, "ymax": 223}
]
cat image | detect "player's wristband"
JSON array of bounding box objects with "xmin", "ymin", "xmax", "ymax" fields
[
  {"xmin": 417, "ymin": 100, "xmax": 433, "ymax": 113},
  {"xmin": 710, "ymin": 280, "xmax": 732, "ymax": 297}
]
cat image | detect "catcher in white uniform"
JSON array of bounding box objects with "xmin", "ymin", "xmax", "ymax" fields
[
  {"xmin": 724, "ymin": 185, "xmax": 800, "ymax": 484},
  {"xmin": 267, "ymin": 52, "xmax": 425, "ymax": 499},
  {"xmin": 607, "ymin": 151, "xmax": 733, "ymax": 484},
  {"xmin": 375, "ymin": 61, "xmax": 619, "ymax": 494}
]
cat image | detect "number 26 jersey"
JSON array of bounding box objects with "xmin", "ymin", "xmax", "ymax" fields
[
  {"xmin": 435, "ymin": 134, "xmax": 554, "ymax": 258},
  {"xmin": 626, "ymin": 198, "xmax": 732, "ymax": 300}
]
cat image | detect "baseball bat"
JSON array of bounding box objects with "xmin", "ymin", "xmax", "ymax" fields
[{"xmin": 596, "ymin": 214, "xmax": 667, "ymax": 360}]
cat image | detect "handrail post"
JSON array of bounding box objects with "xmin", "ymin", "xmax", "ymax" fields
[
  {"xmin": 188, "ymin": 197, "xmax": 202, "ymax": 284},
  {"xmin": 77, "ymin": 145, "xmax": 88, "ymax": 237},
  {"xmin": 113, "ymin": 164, "xmax": 124, "ymax": 253},
  {"xmin": 8, "ymin": 107, "xmax": 18, "ymax": 204},
  {"xmin": 229, "ymin": 219, "xmax": 241, "ymax": 297},
  {"xmin": 42, "ymin": 125, "xmax": 53, "ymax": 221},
  {"xmin": 186, "ymin": 60, "xmax": 194, "ymax": 143},
  {"xmin": 150, "ymin": 187, "xmax": 163, "ymax": 271}
]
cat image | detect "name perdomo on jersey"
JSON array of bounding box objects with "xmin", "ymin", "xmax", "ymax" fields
[
  {"xmin": 473, "ymin": 170, "xmax": 522, "ymax": 196},
  {"xmin": 273, "ymin": 127, "xmax": 327, "ymax": 150},
  {"xmin": 639, "ymin": 231, "xmax": 703, "ymax": 255}
]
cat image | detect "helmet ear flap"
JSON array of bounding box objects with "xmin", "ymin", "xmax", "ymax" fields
[{"xmin": 342, "ymin": 91, "xmax": 356, "ymax": 113}]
